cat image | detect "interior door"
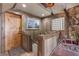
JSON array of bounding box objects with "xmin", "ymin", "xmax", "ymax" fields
[{"xmin": 5, "ymin": 12, "xmax": 22, "ymax": 51}]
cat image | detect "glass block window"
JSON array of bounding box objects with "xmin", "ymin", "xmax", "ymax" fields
[{"xmin": 52, "ymin": 17, "xmax": 65, "ymax": 30}]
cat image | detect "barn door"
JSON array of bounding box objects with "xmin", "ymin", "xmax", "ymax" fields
[{"xmin": 5, "ymin": 12, "xmax": 22, "ymax": 52}]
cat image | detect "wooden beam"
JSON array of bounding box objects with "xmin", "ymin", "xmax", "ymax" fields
[
  {"xmin": 42, "ymin": 12, "xmax": 65, "ymax": 19},
  {"xmin": 10, "ymin": 3, "xmax": 17, "ymax": 10},
  {"xmin": 64, "ymin": 9, "xmax": 70, "ymax": 38},
  {"xmin": 41, "ymin": 5, "xmax": 79, "ymax": 19},
  {"xmin": 11, "ymin": 9, "xmax": 42, "ymax": 19}
]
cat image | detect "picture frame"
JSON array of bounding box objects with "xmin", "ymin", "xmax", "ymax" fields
[{"xmin": 26, "ymin": 17, "xmax": 41, "ymax": 29}]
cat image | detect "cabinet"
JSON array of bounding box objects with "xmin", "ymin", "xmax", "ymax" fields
[
  {"xmin": 37, "ymin": 34, "xmax": 58, "ymax": 56},
  {"xmin": 22, "ymin": 33, "xmax": 32, "ymax": 52}
]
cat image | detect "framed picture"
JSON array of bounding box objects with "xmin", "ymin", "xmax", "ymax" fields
[{"xmin": 26, "ymin": 17, "xmax": 41, "ymax": 29}]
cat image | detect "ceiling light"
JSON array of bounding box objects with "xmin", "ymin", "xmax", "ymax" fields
[
  {"xmin": 22, "ymin": 4, "xmax": 27, "ymax": 8},
  {"xmin": 14, "ymin": 12, "xmax": 20, "ymax": 15},
  {"xmin": 42, "ymin": 14, "xmax": 45, "ymax": 16}
]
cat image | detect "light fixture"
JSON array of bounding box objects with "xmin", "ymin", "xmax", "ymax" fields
[
  {"xmin": 22, "ymin": 4, "xmax": 27, "ymax": 8},
  {"xmin": 14, "ymin": 12, "xmax": 20, "ymax": 15},
  {"xmin": 41, "ymin": 3, "xmax": 54, "ymax": 8},
  {"xmin": 42, "ymin": 14, "xmax": 45, "ymax": 16},
  {"xmin": 41, "ymin": 3, "xmax": 55, "ymax": 16},
  {"xmin": 47, "ymin": 3, "xmax": 54, "ymax": 8}
]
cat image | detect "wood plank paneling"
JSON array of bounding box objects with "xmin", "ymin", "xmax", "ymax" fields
[{"xmin": 5, "ymin": 12, "xmax": 22, "ymax": 52}]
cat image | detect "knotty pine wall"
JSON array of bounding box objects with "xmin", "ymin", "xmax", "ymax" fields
[{"xmin": 22, "ymin": 14, "xmax": 42, "ymax": 40}]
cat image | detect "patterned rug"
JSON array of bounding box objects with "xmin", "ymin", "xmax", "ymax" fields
[{"xmin": 51, "ymin": 43, "xmax": 79, "ymax": 56}]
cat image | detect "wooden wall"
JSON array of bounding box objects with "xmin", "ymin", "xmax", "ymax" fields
[
  {"xmin": 0, "ymin": 15, "xmax": 1, "ymax": 53},
  {"xmin": 0, "ymin": 7, "xmax": 2, "ymax": 53},
  {"xmin": 22, "ymin": 14, "xmax": 42, "ymax": 40},
  {"xmin": 0, "ymin": 4, "xmax": 5, "ymax": 54},
  {"xmin": 0, "ymin": 16, "xmax": 5, "ymax": 55},
  {"xmin": 5, "ymin": 13, "xmax": 22, "ymax": 52},
  {"xmin": 42, "ymin": 18, "xmax": 51, "ymax": 32}
]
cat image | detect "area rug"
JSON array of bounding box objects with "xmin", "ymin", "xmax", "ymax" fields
[{"xmin": 51, "ymin": 43, "xmax": 79, "ymax": 56}]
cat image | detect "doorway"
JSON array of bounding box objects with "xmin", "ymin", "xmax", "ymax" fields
[{"xmin": 5, "ymin": 12, "xmax": 22, "ymax": 52}]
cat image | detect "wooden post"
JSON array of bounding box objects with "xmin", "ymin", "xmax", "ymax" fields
[
  {"xmin": 37, "ymin": 36, "xmax": 44, "ymax": 56},
  {"xmin": 64, "ymin": 9, "xmax": 70, "ymax": 38}
]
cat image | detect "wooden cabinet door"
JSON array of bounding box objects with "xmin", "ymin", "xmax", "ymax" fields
[{"xmin": 5, "ymin": 13, "xmax": 22, "ymax": 51}]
